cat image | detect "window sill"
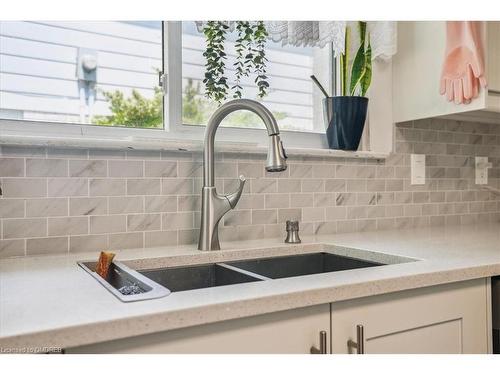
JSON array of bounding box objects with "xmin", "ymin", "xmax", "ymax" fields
[{"xmin": 0, "ymin": 133, "xmax": 389, "ymax": 160}]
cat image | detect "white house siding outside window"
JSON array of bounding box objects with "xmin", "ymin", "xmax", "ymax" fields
[{"xmin": 0, "ymin": 21, "xmax": 333, "ymax": 142}]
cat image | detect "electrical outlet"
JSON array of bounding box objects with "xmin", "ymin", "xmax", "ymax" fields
[
  {"xmin": 411, "ymin": 154, "xmax": 426, "ymax": 185},
  {"xmin": 475, "ymin": 156, "xmax": 492, "ymax": 185}
]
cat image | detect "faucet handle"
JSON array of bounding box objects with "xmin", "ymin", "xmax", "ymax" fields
[{"xmin": 226, "ymin": 175, "xmax": 246, "ymax": 209}]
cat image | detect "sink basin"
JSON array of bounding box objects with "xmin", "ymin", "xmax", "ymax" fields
[
  {"xmin": 138, "ymin": 263, "xmax": 266, "ymax": 292},
  {"xmin": 226, "ymin": 252, "xmax": 384, "ymax": 279}
]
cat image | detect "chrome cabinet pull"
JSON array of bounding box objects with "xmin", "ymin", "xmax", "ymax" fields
[
  {"xmin": 347, "ymin": 324, "xmax": 365, "ymax": 354},
  {"xmin": 310, "ymin": 330, "xmax": 328, "ymax": 354}
]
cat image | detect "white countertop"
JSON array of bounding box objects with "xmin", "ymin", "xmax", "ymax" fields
[{"xmin": 1, "ymin": 223, "xmax": 500, "ymax": 350}]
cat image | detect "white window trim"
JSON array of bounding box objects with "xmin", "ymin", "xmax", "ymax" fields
[{"xmin": 0, "ymin": 21, "xmax": 337, "ymax": 151}]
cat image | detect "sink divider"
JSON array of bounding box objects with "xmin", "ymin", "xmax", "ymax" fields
[{"xmin": 217, "ymin": 262, "xmax": 271, "ymax": 281}]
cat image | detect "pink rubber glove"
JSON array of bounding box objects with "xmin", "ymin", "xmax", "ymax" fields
[{"xmin": 440, "ymin": 21, "xmax": 487, "ymax": 104}]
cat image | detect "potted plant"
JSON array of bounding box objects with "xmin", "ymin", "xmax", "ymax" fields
[{"xmin": 314, "ymin": 22, "xmax": 372, "ymax": 150}]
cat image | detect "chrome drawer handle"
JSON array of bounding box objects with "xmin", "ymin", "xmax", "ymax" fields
[
  {"xmin": 310, "ymin": 330, "xmax": 328, "ymax": 354},
  {"xmin": 347, "ymin": 324, "xmax": 365, "ymax": 354}
]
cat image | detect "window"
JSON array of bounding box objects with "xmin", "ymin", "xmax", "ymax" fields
[
  {"xmin": 0, "ymin": 21, "xmax": 335, "ymax": 142},
  {"xmin": 181, "ymin": 22, "xmax": 331, "ymax": 133},
  {"xmin": 0, "ymin": 21, "xmax": 163, "ymax": 128}
]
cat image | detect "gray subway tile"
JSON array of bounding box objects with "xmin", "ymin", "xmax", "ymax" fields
[
  {"xmin": 0, "ymin": 158, "xmax": 25, "ymax": 177},
  {"xmin": 70, "ymin": 197, "xmax": 108, "ymax": 216},
  {"xmin": 277, "ymin": 179, "xmax": 301, "ymax": 193},
  {"xmin": 278, "ymin": 208, "xmax": 301, "ymax": 223},
  {"xmin": 109, "ymin": 196, "xmax": 143, "ymax": 214},
  {"xmin": 89, "ymin": 179, "xmax": 126, "ymax": 196},
  {"xmin": 251, "ymin": 179, "xmax": 277, "ymax": 194},
  {"xmin": 127, "ymin": 213, "xmax": 161, "ymax": 231},
  {"xmin": 238, "ymin": 163, "xmax": 263, "ymax": 178},
  {"xmin": 108, "ymin": 232, "xmax": 143, "ymax": 250},
  {"xmin": 26, "ymin": 158, "xmax": 67, "ymax": 177},
  {"xmin": 0, "ymin": 239, "xmax": 25, "ymax": 258},
  {"xmin": 162, "ymin": 178, "xmax": 193, "ymax": 195},
  {"xmin": 162, "ymin": 212, "xmax": 194, "ymax": 230},
  {"xmin": 0, "ymin": 199, "xmax": 25, "ymax": 218},
  {"xmin": 70, "ymin": 234, "xmax": 107, "ymax": 253},
  {"xmin": 145, "ymin": 230, "xmax": 177, "ymax": 247},
  {"xmin": 2, "ymin": 178, "xmax": 47, "ymax": 197},
  {"xmin": 127, "ymin": 179, "xmax": 160, "ymax": 195},
  {"xmin": 265, "ymin": 194, "xmax": 290, "ymax": 209},
  {"xmin": 90, "ymin": 215, "xmax": 126, "ymax": 234},
  {"xmin": 3, "ymin": 218, "xmax": 46, "ymax": 239},
  {"xmin": 302, "ymin": 207, "xmax": 325, "ymax": 222},
  {"xmin": 26, "ymin": 198, "xmax": 68, "ymax": 217},
  {"xmin": 48, "ymin": 217, "xmax": 88, "ymax": 236},
  {"xmin": 109, "ymin": 160, "xmax": 144, "ymax": 177},
  {"xmin": 69, "ymin": 160, "xmax": 107, "ymax": 177},
  {"xmin": 27, "ymin": 237, "xmax": 68, "ymax": 255},
  {"xmin": 224, "ymin": 210, "xmax": 252, "ymax": 226},
  {"xmin": 144, "ymin": 196, "xmax": 177, "ymax": 213},
  {"xmin": 145, "ymin": 160, "xmax": 177, "ymax": 177},
  {"xmin": 48, "ymin": 178, "xmax": 87, "ymax": 197}
]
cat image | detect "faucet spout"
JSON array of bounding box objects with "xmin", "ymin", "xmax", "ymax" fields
[{"xmin": 198, "ymin": 99, "xmax": 287, "ymax": 251}]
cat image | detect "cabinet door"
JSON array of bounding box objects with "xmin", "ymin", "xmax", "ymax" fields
[
  {"xmin": 67, "ymin": 304, "xmax": 330, "ymax": 354},
  {"xmin": 487, "ymin": 22, "xmax": 500, "ymax": 93},
  {"xmin": 331, "ymin": 279, "xmax": 490, "ymax": 354},
  {"xmin": 393, "ymin": 21, "xmax": 487, "ymax": 123}
]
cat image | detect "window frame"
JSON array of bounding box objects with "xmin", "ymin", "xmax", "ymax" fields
[{"xmin": 0, "ymin": 21, "xmax": 333, "ymax": 150}]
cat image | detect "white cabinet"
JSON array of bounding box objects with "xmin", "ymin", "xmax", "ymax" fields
[
  {"xmin": 393, "ymin": 21, "xmax": 500, "ymax": 123},
  {"xmin": 331, "ymin": 278, "xmax": 491, "ymax": 354},
  {"xmin": 488, "ymin": 22, "xmax": 500, "ymax": 93},
  {"xmin": 67, "ymin": 279, "xmax": 491, "ymax": 354},
  {"xmin": 67, "ymin": 304, "xmax": 330, "ymax": 354}
]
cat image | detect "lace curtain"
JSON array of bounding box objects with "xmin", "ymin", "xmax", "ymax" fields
[{"xmin": 195, "ymin": 21, "xmax": 397, "ymax": 61}]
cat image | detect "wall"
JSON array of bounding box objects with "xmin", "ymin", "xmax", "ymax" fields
[{"xmin": 1, "ymin": 118, "xmax": 500, "ymax": 258}]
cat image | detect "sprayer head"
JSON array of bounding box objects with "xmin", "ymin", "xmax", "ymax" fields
[{"xmin": 266, "ymin": 134, "xmax": 288, "ymax": 172}]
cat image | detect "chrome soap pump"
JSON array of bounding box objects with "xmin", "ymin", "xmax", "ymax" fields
[{"xmin": 284, "ymin": 220, "xmax": 301, "ymax": 244}]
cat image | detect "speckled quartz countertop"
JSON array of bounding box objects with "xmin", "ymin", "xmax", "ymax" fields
[{"xmin": 1, "ymin": 223, "xmax": 500, "ymax": 350}]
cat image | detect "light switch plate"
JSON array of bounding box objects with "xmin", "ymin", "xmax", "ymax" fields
[
  {"xmin": 475, "ymin": 156, "xmax": 492, "ymax": 185},
  {"xmin": 411, "ymin": 154, "xmax": 426, "ymax": 185}
]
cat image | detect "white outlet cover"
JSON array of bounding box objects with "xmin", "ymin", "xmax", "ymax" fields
[
  {"xmin": 475, "ymin": 156, "xmax": 492, "ymax": 185},
  {"xmin": 411, "ymin": 154, "xmax": 426, "ymax": 185}
]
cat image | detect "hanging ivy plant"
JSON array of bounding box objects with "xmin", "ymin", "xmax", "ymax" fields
[{"xmin": 202, "ymin": 21, "xmax": 269, "ymax": 103}]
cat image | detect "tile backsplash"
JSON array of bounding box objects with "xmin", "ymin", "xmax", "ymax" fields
[{"xmin": 1, "ymin": 118, "xmax": 500, "ymax": 258}]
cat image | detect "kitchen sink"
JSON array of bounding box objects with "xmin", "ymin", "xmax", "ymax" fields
[
  {"xmin": 79, "ymin": 251, "xmax": 388, "ymax": 301},
  {"xmin": 138, "ymin": 263, "xmax": 267, "ymax": 292},
  {"xmin": 226, "ymin": 252, "xmax": 384, "ymax": 279}
]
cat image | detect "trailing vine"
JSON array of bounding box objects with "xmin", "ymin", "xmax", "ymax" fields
[
  {"xmin": 233, "ymin": 21, "xmax": 252, "ymax": 98},
  {"xmin": 202, "ymin": 21, "xmax": 229, "ymax": 103},
  {"xmin": 202, "ymin": 21, "xmax": 269, "ymax": 103},
  {"xmin": 252, "ymin": 21, "xmax": 269, "ymax": 98}
]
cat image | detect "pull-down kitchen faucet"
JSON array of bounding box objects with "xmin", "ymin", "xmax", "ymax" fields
[{"xmin": 198, "ymin": 99, "xmax": 288, "ymax": 251}]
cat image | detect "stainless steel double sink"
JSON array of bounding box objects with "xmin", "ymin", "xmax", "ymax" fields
[
  {"xmin": 79, "ymin": 252, "xmax": 385, "ymax": 302},
  {"xmin": 141, "ymin": 252, "xmax": 383, "ymax": 292}
]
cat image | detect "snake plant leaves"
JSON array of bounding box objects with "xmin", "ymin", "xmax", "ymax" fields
[
  {"xmin": 349, "ymin": 22, "xmax": 368, "ymax": 96},
  {"xmin": 340, "ymin": 26, "xmax": 351, "ymax": 96},
  {"xmin": 360, "ymin": 40, "xmax": 372, "ymax": 96}
]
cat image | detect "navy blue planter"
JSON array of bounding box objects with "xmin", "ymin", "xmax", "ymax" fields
[{"xmin": 323, "ymin": 96, "xmax": 368, "ymax": 151}]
